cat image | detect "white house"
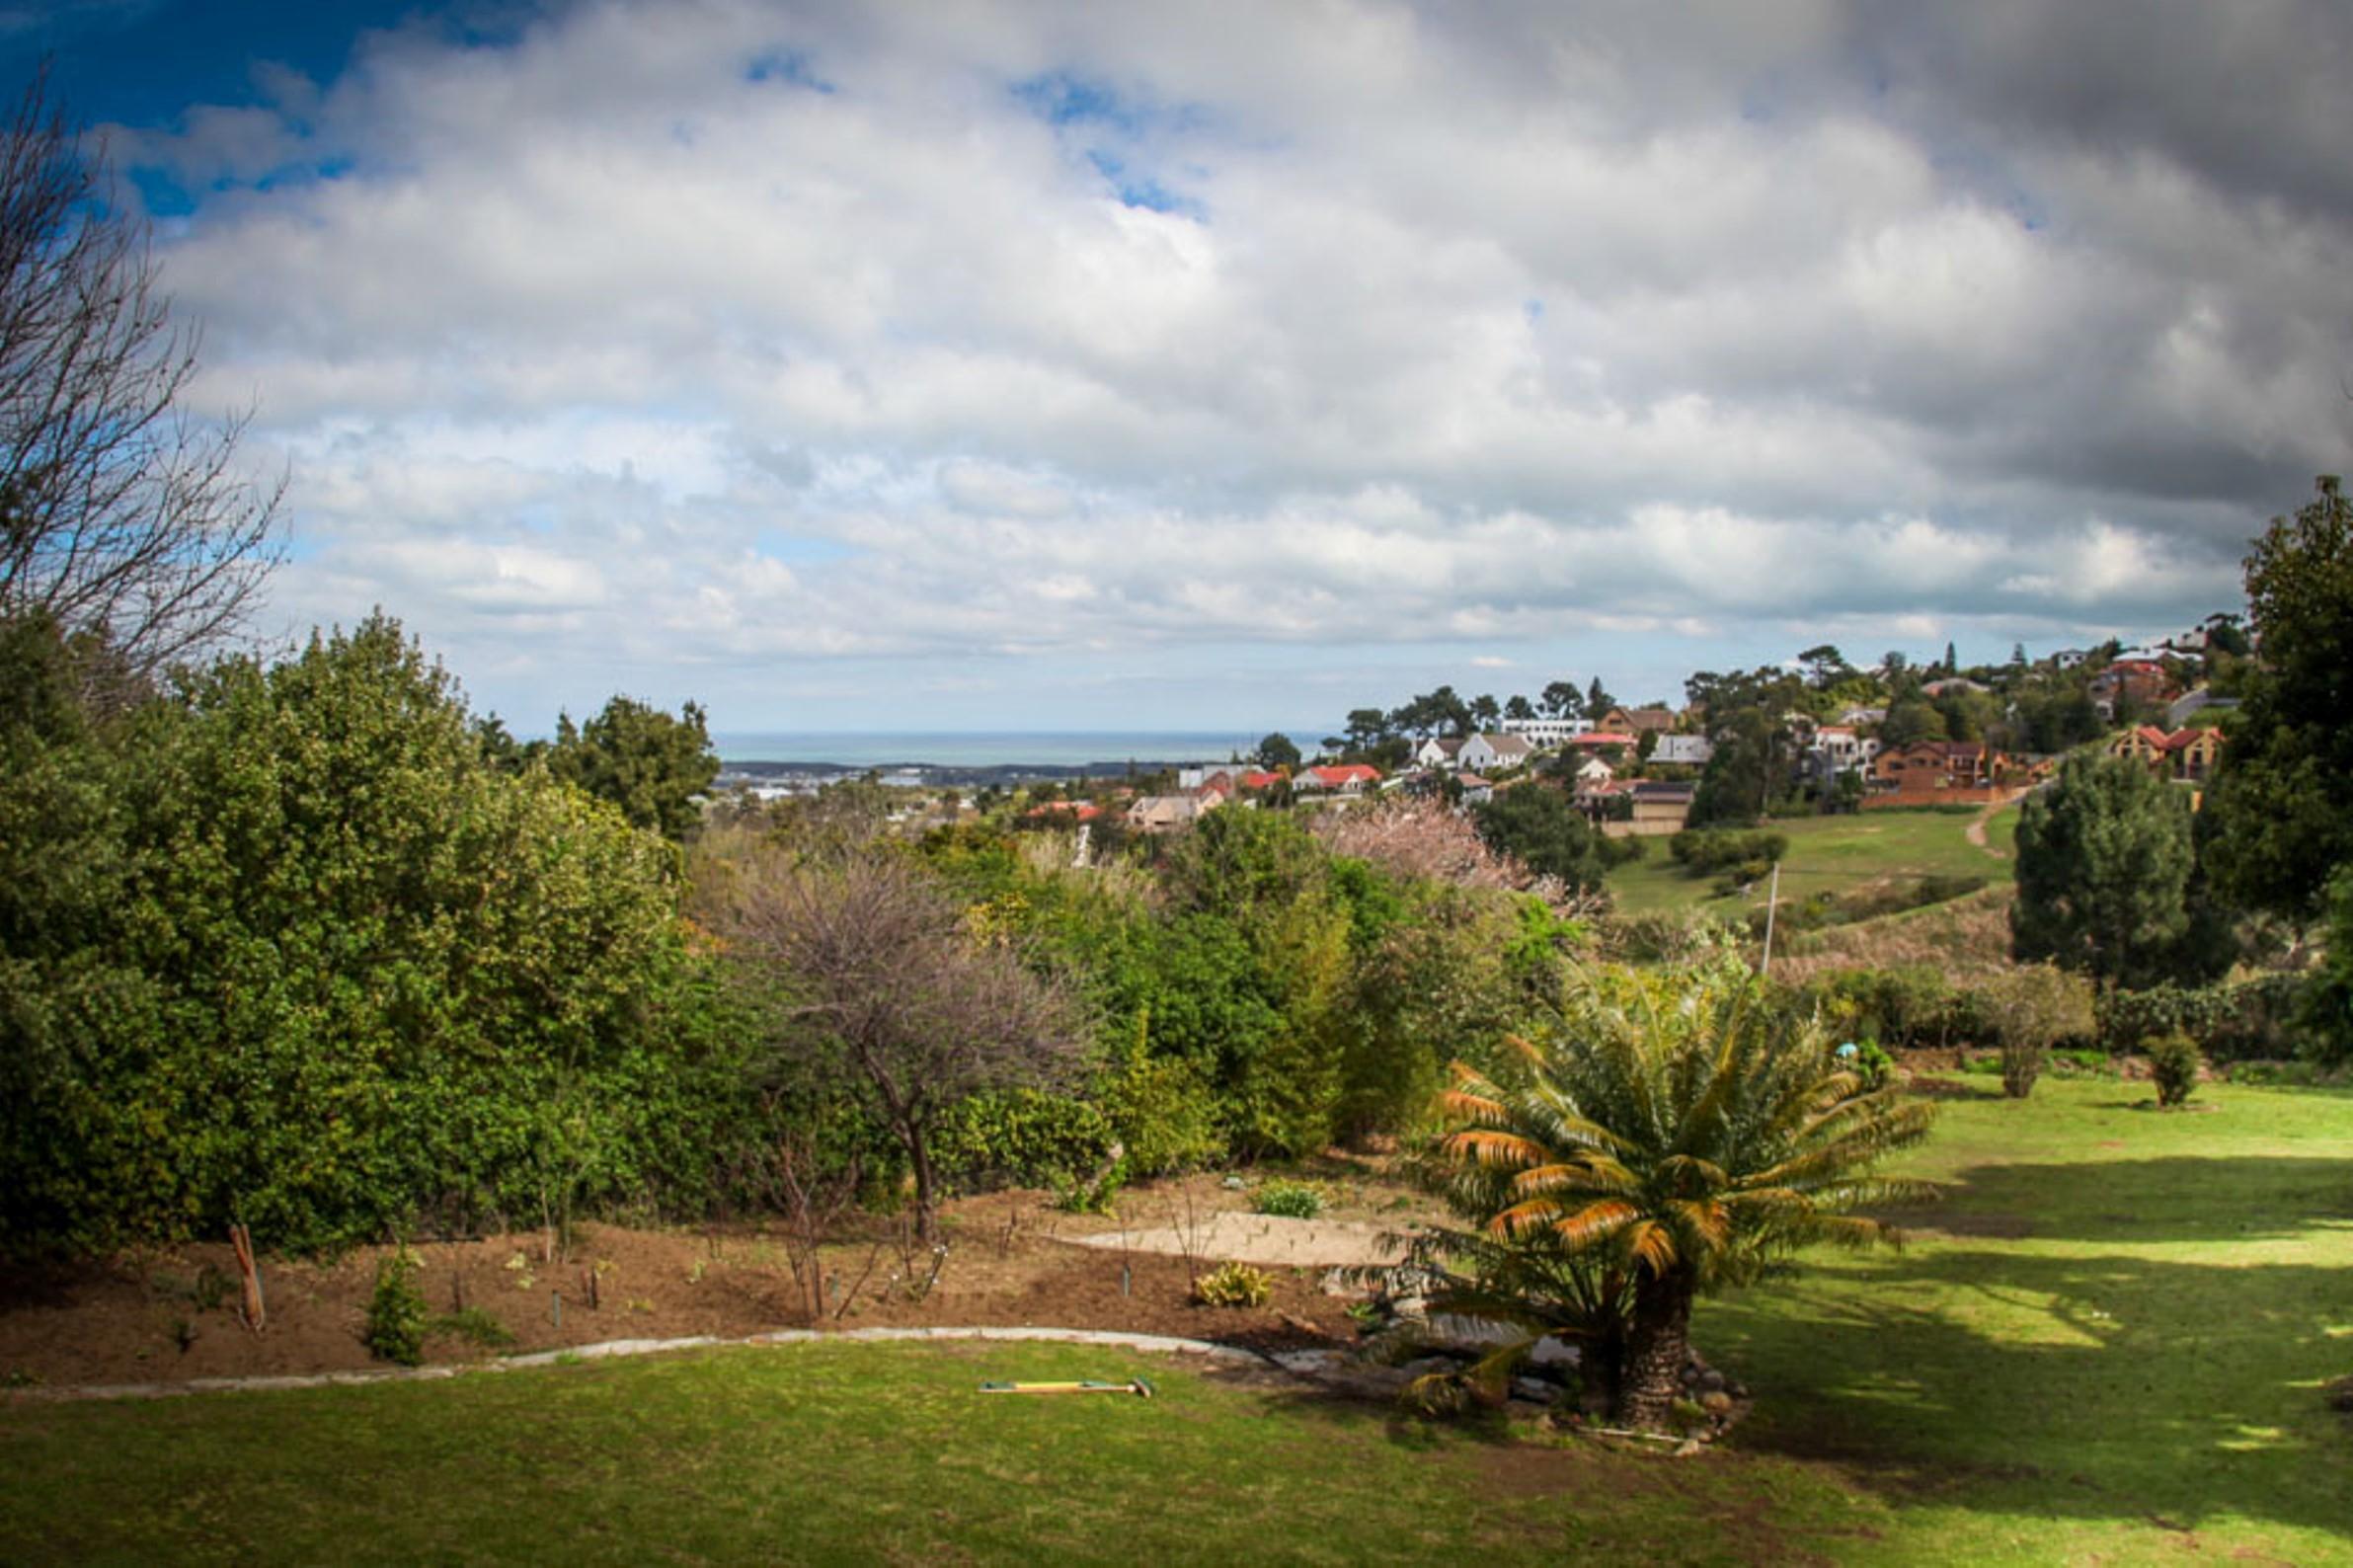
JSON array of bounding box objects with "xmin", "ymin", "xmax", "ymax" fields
[
  {"xmin": 1412, "ymin": 736, "xmax": 1466, "ymax": 769},
  {"xmin": 1459, "ymin": 732, "xmax": 1535, "ymax": 772},
  {"xmin": 1575, "ymin": 755, "xmax": 1614, "ymax": 787},
  {"xmin": 1652, "ymin": 735, "xmax": 1714, "ymax": 767}
]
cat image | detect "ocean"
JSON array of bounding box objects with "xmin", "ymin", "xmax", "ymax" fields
[{"xmin": 709, "ymin": 732, "xmax": 1281, "ymax": 769}]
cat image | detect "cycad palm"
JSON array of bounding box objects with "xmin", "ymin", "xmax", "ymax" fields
[{"xmin": 1420, "ymin": 970, "xmax": 1934, "ymax": 1427}]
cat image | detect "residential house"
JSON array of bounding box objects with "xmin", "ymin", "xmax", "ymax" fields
[
  {"xmin": 1871, "ymin": 741, "xmax": 1999, "ymax": 792},
  {"xmin": 2087, "ymin": 659, "xmax": 2172, "ymax": 716},
  {"xmin": 1570, "ymin": 731, "xmax": 1639, "ymax": 755},
  {"xmin": 1456, "ymin": 771, "xmax": 1495, "ymax": 807},
  {"xmin": 1806, "ymin": 725, "xmax": 1879, "ymax": 792},
  {"xmin": 1459, "ymin": 732, "xmax": 1535, "ymax": 773},
  {"xmin": 1606, "ymin": 781, "xmax": 1695, "ymax": 838},
  {"xmin": 1296, "ymin": 763, "xmax": 1382, "ymax": 796},
  {"xmin": 1594, "ymin": 706, "xmax": 1676, "ymax": 738},
  {"xmin": 1413, "ymin": 736, "xmax": 1467, "ymax": 770},
  {"xmin": 1836, "ymin": 704, "xmax": 1888, "ymax": 728},
  {"xmin": 1126, "ymin": 794, "xmax": 1216, "ymax": 832},
  {"xmin": 1574, "ymin": 755, "xmax": 1615, "ymax": 789},
  {"xmin": 1920, "ymin": 677, "xmax": 1990, "ymax": 698},
  {"xmin": 2110, "ymin": 726, "xmax": 2224, "ymax": 784},
  {"xmin": 1652, "ymin": 734, "xmax": 1714, "ymax": 767}
]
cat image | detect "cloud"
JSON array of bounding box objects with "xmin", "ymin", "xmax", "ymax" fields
[{"xmin": 104, "ymin": 0, "xmax": 2353, "ymax": 728}]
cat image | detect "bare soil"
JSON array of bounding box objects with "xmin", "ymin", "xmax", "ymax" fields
[{"xmin": 0, "ymin": 1171, "xmax": 1443, "ymax": 1391}]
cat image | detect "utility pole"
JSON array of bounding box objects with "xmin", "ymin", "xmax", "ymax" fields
[{"xmin": 1759, "ymin": 862, "xmax": 1781, "ymax": 978}]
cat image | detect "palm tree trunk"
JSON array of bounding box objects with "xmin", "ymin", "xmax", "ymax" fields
[{"xmin": 1617, "ymin": 1269, "xmax": 1693, "ymax": 1430}]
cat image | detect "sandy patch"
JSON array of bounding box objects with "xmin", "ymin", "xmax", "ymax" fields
[{"xmin": 1060, "ymin": 1213, "xmax": 1412, "ymax": 1269}]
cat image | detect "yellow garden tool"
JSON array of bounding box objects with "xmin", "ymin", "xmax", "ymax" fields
[{"xmin": 979, "ymin": 1377, "xmax": 1155, "ymax": 1399}]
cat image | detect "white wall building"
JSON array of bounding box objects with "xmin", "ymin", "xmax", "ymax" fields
[{"xmin": 1500, "ymin": 716, "xmax": 1591, "ymax": 748}]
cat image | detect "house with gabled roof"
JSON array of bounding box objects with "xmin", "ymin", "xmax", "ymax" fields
[
  {"xmin": 1297, "ymin": 763, "xmax": 1381, "ymax": 796},
  {"xmin": 1459, "ymin": 732, "xmax": 1534, "ymax": 772}
]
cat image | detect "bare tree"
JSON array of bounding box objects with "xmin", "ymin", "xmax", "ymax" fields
[
  {"xmin": 0, "ymin": 69, "xmax": 281, "ymax": 687},
  {"xmin": 706, "ymin": 847, "xmax": 1087, "ymax": 1243}
]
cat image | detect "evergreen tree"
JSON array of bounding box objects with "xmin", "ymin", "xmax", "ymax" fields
[
  {"xmin": 2013, "ymin": 752, "xmax": 2229, "ymax": 992},
  {"xmin": 2199, "ymin": 475, "xmax": 2353, "ymax": 925}
]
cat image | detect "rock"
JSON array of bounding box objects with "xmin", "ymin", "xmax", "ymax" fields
[
  {"xmin": 1424, "ymin": 1314, "xmax": 1518, "ymax": 1352},
  {"xmin": 1221, "ymin": 1176, "xmax": 1246, "ymax": 1190},
  {"xmin": 1529, "ymin": 1335, "xmax": 1581, "ymax": 1369},
  {"xmin": 1320, "ymin": 1267, "xmax": 1366, "ymax": 1298},
  {"xmin": 1272, "ymin": 1349, "xmax": 1344, "ymax": 1375},
  {"xmin": 1390, "ymin": 1294, "xmax": 1429, "ymax": 1323},
  {"xmin": 1699, "ymin": 1389, "xmax": 1734, "ymax": 1417},
  {"xmin": 1697, "ymin": 1369, "xmax": 1728, "ymax": 1393},
  {"xmin": 1397, "ymin": 1356, "xmax": 1460, "ymax": 1380},
  {"xmin": 1512, "ymin": 1376, "xmax": 1560, "ymax": 1404}
]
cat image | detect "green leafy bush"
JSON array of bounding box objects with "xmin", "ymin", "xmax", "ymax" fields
[
  {"xmin": 364, "ymin": 1248, "xmax": 429, "ymax": 1367},
  {"xmin": 932, "ymin": 1089, "xmax": 1115, "ymax": 1194},
  {"xmin": 2100, "ymin": 978, "xmax": 2313, "ymax": 1063},
  {"xmin": 1193, "ymin": 1260, "xmax": 1273, "ymax": 1308},
  {"xmin": 1670, "ymin": 828, "xmax": 1789, "ymax": 878},
  {"xmin": 2148, "ymin": 1032, "xmax": 2203, "ymax": 1108},
  {"xmin": 431, "ymin": 1306, "xmax": 516, "ymax": 1351},
  {"xmin": 1253, "ymin": 1179, "xmax": 1325, "ymax": 1218}
]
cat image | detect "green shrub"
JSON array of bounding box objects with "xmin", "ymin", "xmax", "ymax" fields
[
  {"xmin": 2148, "ymin": 1032, "xmax": 2203, "ymax": 1108},
  {"xmin": 1845, "ymin": 1040, "xmax": 1895, "ymax": 1091},
  {"xmin": 932, "ymin": 1089, "xmax": 1115, "ymax": 1194},
  {"xmin": 2100, "ymin": 977, "xmax": 2312, "ymax": 1063},
  {"xmin": 1670, "ymin": 828, "xmax": 1789, "ymax": 878},
  {"xmin": 364, "ymin": 1247, "xmax": 429, "ymax": 1367},
  {"xmin": 1100, "ymin": 1049, "xmax": 1224, "ymax": 1177},
  {"xmin": 1253, "ymin": 1179, "xmax": 1325, "ymax": 1219},
  {"xmin": 430, "ymin": 1306, "xmax": 516, "ymax": 1351},
  {"xmin": 1193, "ymin": 1260, "xmax": 1273, "ymax": 1307}
]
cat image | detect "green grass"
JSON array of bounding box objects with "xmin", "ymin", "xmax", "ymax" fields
[
  {"xmin": 1705, "ymin": 1076, "xmax": 2353, "ymax": 1563},
  {"xmin": 1609, "ymin": 805, "xmax": 2019, "ymax": 917},
  {"xmin": 4, "ymin": 1078, "xmax": 2349, "ymax": 1564}
]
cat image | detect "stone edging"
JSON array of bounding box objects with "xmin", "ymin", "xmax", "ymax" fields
[{"xmin": 2, "ymin": 1326, "xmax": 1268, "ymax": 1406}]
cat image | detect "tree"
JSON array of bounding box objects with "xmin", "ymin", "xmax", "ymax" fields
[
  {"xmin": 1943, "ymin": 640, "xmax": 1958, "ymax": 674},
  {"xmin": 2200, "ymin": 475, "xmax": 2353, "ymax": 926},
  {"xmin": 0, "ymin": 74, "xmax": 280, "ymax": 688},
  {"xmin": 1255, "ymin": 731, "xmax": 1301, "ymax": 772},
  {"xmin": 2013, "ymin": 752, "xmax": 2228, "ymax": 992},
  {"xmin": 1469, "ymin": 693, "xmax": 1501, "ymax": 731},
  {"xmin": 705, "ymin": 846, "xmax": 1086, "ymax": 1241},
  {"xmin": 1412, "ymin": 969, "xmax": 1932, "ymax": 1428},
  {"xmin": 1469, "ymin": 783, "xmax": 1624, "ymax": 893},
  {"xmin": 1342, "ymin": 707, "xmax": 1391, "ymax": 752},
  {"xmin": 1503, "ymin": 694, "xmax": 1534, "ymax": 723},
  {"xmin": 1796, "ymin": 644, "xmax": 1849, "ymax": 690},
  {"xmin": 549, "ymin": 695, "xmax": 719, "ymax": 841},
  {"xmin": 1585, "ymin": 676, "xmax": 1613, "ymax": 717},
  {"xmin": 1539, "ymin": 680, "xmax": 1585, "ymax": 720},
  {"xmin": 1688, "ymin": 708, "xmax": 1779, "ymax": 826},
  {"xmin": 1879, "ymin": 698, "xmax": 1946, "ymax": 747}
]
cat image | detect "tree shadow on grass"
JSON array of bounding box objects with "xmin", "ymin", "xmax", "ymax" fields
[
  {"xmin": 1701, "ymin": 1244, "xmax": 2353, "ymax": 1547},
  {"xmin": 1932, "ymin": 1155, "xmax": 2353, "ymax": 1245}
]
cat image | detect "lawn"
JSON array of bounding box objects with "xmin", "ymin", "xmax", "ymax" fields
[
  {"xmin": 1608, "ymin": 804, "xmax": 2018, "ymax": 917},
  {"xmin": 4, "ymin": 1078, "xmax": 2349, "ymax": 1565}
]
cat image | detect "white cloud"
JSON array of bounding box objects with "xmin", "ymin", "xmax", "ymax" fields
[{"xmin": 118, "ymin": 0, "xmax": 2352, "ymax": 728}]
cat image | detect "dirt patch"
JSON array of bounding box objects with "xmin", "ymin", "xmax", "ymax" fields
[
  {"xmin": 1063, "ymin": 1212, "xmax": 1409, "ymax": 1269},
  {"xmin": 0, "ymin": 1178, "xmax": 1400, "ymax": 1392}
]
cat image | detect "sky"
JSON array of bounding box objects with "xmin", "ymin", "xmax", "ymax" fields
[{"xmin": 13, "ymin": 0, "xmax": 2352, "ymax": 736}]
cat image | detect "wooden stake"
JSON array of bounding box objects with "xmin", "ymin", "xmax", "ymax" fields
[{"xmin": 229, "ymin": 1223, "xmax": 266, "ymax": 1333}]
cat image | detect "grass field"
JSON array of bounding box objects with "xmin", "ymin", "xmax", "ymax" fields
[
  {"xmin": 1608, "ymin": 804, "xmax": 2019, "ymax": 917},
  {"xmin": 4, "ymin": 1078, "xmax": 2349, "ymax": 1565}
]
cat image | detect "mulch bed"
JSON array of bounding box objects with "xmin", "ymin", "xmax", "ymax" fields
[{"xmin": 0, "ymin": 1187, "xmax": 1370, "ymax": 1392}]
